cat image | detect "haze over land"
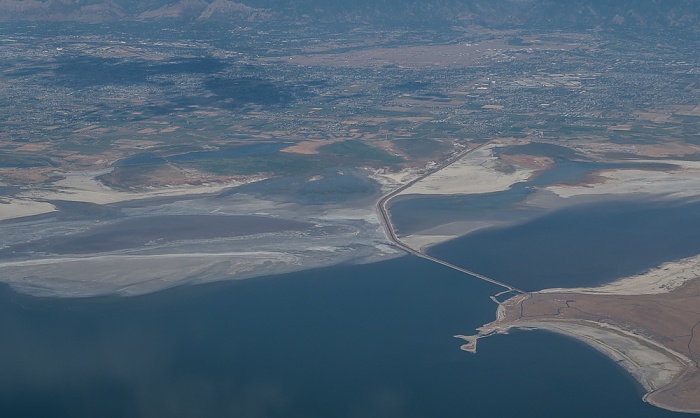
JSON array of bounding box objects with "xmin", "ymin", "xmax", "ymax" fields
[
  {"xmin": 1, "ymin": 0, "xmax": 700, "ymax": 414},
  {"xmin": 1, "ymin": 0, "xmax": 700, "ymax": 30}
]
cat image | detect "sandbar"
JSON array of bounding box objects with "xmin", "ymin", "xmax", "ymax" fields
[
  {"xmin": 2, "ymin": 169, "xmax": 265, "ymax": 221},
  {"xmin": 401, "ymin": 234, "xmax": 459, "ymax": 252},
  {"xmin": 0, "ymin": 198, "xmax": 57, "ymax": 221},
  {"xmin": 545, "ymin": 160, "xmax": 700, "ymax": 200},
  {"xmin": 398, "ymin": 144, "xmax": 534, "ymax": 196},
  {"xmin": 541, "ymin": 254, "xmax": 700, "ymax": 295}
]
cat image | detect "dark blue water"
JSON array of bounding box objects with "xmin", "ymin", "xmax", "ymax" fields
[
  {"xmin": 0, "ymin": 255, "xmax": 689, "ymax": 417},
  {"xmin": 430, "ymin": 199, "xmax": 700, "ymax": 291}
]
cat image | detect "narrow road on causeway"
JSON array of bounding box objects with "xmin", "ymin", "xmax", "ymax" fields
[{"xmin": 375, "ymin": 143, "xmax": 525, "ymax": 294}]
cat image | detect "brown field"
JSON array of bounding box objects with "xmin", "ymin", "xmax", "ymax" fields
[
  {"xmin": 637, "ymin": 142, "xmax": 700, "ymax": 158},
  {"xmin": 0, "ymin": 167, "xmax": 57, "ymax": 185},
  {"xmin": 637, "ymin": 111, "xmax": 674, "ymax": 123},
  {"xmin": 14, "ymin": 143, "xmax": 51, "ymax": 152},
  {"xmin": 674, "ymin": 105, "xmax": 700, "ymax": 117},
  {"xmin": 607, "ymin": 124, "xmax": 633, "ymax": 131}
]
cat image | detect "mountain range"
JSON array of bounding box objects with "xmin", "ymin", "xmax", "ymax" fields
[{"xmin": 1, "ymin": 0, "xmax": 699, "ymax": 30}]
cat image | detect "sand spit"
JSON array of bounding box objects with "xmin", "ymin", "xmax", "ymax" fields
[
  {"xmin": 401, "ymin": 234, "xmax": 459, "ymax": 252},
  {"xmin": 0, "ymin": 251, "xmax": 301, "ymax": 297},
  {"xmin": 460, "ymin": 256, "xmax": 700, "ymax": 414},
  {"xmin": 0, "ymin": 170, "xmax": 400, "ymax": 298},
  {"xmin": 0, "ymin": 212, "xmax": 399, "ymax": 297},
  {"xmin": 2, "ymin": 170, "xmax": 265, "ymax": 221},
  {"xmin": 458, "ymin": 297, "xmax": 700, "ymax": 413},
  {"xmin": 459, "ymin": 317, "xmax": 690, "ymax": 392},
  {"xmin": 0, "ymin": 198, "xmax": 58, "ymax": 221},
  {"xmin": 546, "ymin": 160, "xmax": 700, "ymax": 200},
  {"xmin": 542, "ymin": 253, "xmax": 700, "ymax": 295},
  {"xmin": 517, "ymin": 321, "xmax": 689, "ymax": 393},
  {"xmin": 0, "ymin": 242, "xmax": 402, "ymax": 298},
  {"xmin": 398, "ymin": 144, "xmax": 534, "ymax": 196},
  {"xmin": 366, "ymin": 166, "xmax": 421, "ymax": 193}
]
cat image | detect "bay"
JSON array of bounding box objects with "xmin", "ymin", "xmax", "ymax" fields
[
  {"xmin": 0, "ymin": 254, "xmax": 688, "ymax": 417},
  {"xmin": 429, "ymin": 199, "xmax": 700, "ymax": 291}
]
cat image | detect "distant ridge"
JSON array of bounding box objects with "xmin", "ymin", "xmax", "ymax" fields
[
  {"xmin": 196, "ymin": 0, "xmax": 270, "ymax": 21},
  {"xmin": 1, "ymin": 0, "xmax": 699, "ymax": 31}
]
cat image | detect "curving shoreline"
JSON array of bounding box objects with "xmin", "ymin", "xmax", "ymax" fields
[
  {"xmin": 374, "ymin": 142, "xmax": 700, "ymax": 414},
  {"xmin": 455, "ymin": 277, "xmax": 700, "ymax": 414}
]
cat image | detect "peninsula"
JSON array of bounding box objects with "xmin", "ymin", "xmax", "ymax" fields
[
  {"xmin": 455, "ymin": 255, "xmax": 700, "ymax": 413},
  {"xmin": 377, "ymin": 138, "xmax": 700, "ymax": 413}
]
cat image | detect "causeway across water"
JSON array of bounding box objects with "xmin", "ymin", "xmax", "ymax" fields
[{"xmin": 375, "ymin": 143, "xmax": 525, "ymax": 294}]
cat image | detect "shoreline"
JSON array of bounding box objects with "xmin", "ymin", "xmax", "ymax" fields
[
  {"xmin": 387, "ymin": 156, "xmax": 700, "ymax": 252},
  {"xmin": 396, "ymin": 143, "xmax": 535, "ymax": 197},
  {"xmin": 457, "ymin": 318, "xmax": 690, "ymax": 391},
  {"xmin": 373, "ymin": 142, "xmax": 700, "ymax": 413},
  {"xmin": 0, "ymin": 173, "xmax": 402, "ymax": 298},
  {"xmin": 457, "ymin": 262, "xmax": 700, "ymax": 414},
  {"xmin": 1, "ymin": 245, "xmax": 404, "ymax": 298},
  {"xmin": 4, "ymin": 138, "xmax": 700, "ymax": 413},
  {"xmin": 1, "ymin": 169, "xmax": 267, "ymax": 222},
  {"xmin": 541, "ymin": 253, "xmax": 700, "ymax": 295},
  {"xmin": 467, "ymin": 319, "xmax": 700, "ymax": 414}
]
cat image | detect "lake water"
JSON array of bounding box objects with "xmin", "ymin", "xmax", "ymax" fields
[
  {"xmin": 429, "ymin": 199, "xmax": 700, "ymax": 291},
  {"xmin": 0, "ymin": 254, "xmax": 689, "ymax": 417}
]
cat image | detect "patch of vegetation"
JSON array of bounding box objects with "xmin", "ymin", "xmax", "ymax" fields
[
  {"xmin": 59, "ymin": 139, "xmax": 114, "ymax": 154},
  {"xmin": 0, "ymin": 152, "xmax": 58, "ymax": 168},
  {"xmin": 507, "ymin": 36, "xmax": 532, "ymax": 46},
  {"xmin": 97, "ymin": 165, "xmax": 154, "ymax": 191},
  {"xmin": 384, "ymin": 81, "xmax": 431, "ymax": 92},
  {"xmin": 204, "ymin": 77, "xmax": 308, "ymax": 109},
  {"xmin": 411, "ymin": 122, "xmax": 462, "ymax": 139},
  {"xmin": 392, "ymin": 137, "xmax": 447, "ymax": 159},
  {"xmin": 556, "ymin": 125, "xmax": 603, "ymax": 135},
  {"xmin": 53, "ymin": 55, "xmax": 227, "ymax": 88}
]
